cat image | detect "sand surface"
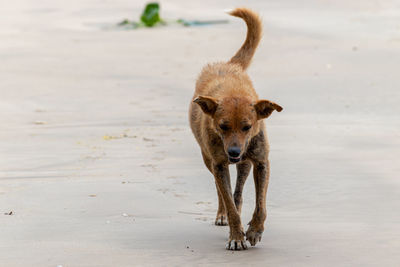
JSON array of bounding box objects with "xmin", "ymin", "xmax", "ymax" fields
[{"xmin": 1, "ymin": 0, "xmax": 399, "ymax": 266}]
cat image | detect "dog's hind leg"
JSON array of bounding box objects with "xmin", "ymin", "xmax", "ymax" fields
[
  {"xmin": 233, "ymin": 161, "xmax": 252, "ymax": 214},
  {"xmin": 215, "ymin": 185, "xmax": 228, "ymax": 226},
  {"xmin": 201, "ymin": 151, "xmax": 228, "ymax": 226}
]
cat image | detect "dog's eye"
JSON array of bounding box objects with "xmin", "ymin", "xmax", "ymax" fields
[
  {"xmin": 219, "ymin": 124, "xmax": 230, "ymax": 131},
  {"xmin": 242, "ymin": 125, "xmax": 252, "ymax": 132}
]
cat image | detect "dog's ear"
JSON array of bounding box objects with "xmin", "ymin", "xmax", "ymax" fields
[
  {"xmin": 254, "ymin": 100, "xmax": 283, "ymax": 119},
  {"xmin": 193, "ymin": 96, "xmax": 218, "ymax": 116}
]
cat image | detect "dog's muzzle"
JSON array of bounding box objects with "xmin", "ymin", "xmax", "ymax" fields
[
  {"xmin": 228, "ymin": 156, "xmax": 241, "ymax": 163},
  {"xmin": 228, "ymin": 147, "xmax": 241, "ymax": 163}
]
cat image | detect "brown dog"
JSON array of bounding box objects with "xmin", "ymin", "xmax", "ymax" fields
[{"xmin": 189, "ymin": 8, "xmax": 282, "ymax": 250}]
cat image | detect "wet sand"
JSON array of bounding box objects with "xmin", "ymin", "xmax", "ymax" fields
[{"xmin": 1, "ymin": 0, "xmax": 399, "ymax": 266}]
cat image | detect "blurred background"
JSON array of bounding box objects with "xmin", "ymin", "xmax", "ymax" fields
[{"xmin": 1, "ymin": 1, "xmax": 399, "ymax": 266}]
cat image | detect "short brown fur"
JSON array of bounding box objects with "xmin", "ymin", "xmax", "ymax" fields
[{"xmin": 189, "ymin": 8, "xmax": 282, "ymax": 250}]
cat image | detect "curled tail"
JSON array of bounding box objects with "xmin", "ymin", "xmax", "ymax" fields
[{"xmin": 228, "ymin": 8, "xmax": 262, "ymax": 70}]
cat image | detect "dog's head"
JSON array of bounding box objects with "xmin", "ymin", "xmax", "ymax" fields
[{"xmin": 194, "ymin": 96, "xmax": 282, "ymax": 163}]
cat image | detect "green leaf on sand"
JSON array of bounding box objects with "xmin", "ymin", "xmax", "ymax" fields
[
  {"xmin": 117, "ymin": 2, "xmax": 229, "ymax": 29},
  {"xmin": 140, "ymin": 3, "xmax": 161, "ymax": 27}
]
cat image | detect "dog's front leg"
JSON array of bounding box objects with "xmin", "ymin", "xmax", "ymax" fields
[
  {"xmin": 246, "ymin": 160, "xmax": 269, "ymax": 246},
  {"xmin": 212, "ymin": 163, "xmax": 247, "ymax": 250}
]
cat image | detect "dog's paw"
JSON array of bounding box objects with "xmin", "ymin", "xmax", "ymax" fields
[
  {"xmin": 226, "ymin": 230, "xmax": 247, "ymax": 250},
  {"xmin": 226, "ymin": 239, "xmax": 248, "ymax": 250},
  {"xmin": 245, "ymin": 227, "xmax": 263, "ymax": 246},
  {"xmin": 215, "ymin": 214, "xmax": 228, "ymax": 226}
]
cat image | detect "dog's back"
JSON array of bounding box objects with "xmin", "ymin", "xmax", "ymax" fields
[{"xmin": 190, "ymin": 8, "xmax": 263, "ymax": 145}]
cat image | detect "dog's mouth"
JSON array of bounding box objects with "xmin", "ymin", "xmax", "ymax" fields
[{"xmin": 228, "ymin": 156, "xmax": 241, "ymax": 163}]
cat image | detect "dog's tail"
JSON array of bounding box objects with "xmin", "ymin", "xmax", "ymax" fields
[{"xmin": 228, "ymin": 8, "xmax": 262, "ymax": 70}]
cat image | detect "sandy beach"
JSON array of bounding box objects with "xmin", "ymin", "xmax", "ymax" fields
[{"xmin": 1, "ymin": 0, "xmax": 399, "ymax": 266}]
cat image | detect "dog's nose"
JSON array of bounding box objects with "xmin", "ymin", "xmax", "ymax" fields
[{"xmin": 228, "ymin": 147, "xmax": 241, "ymax": 158}]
